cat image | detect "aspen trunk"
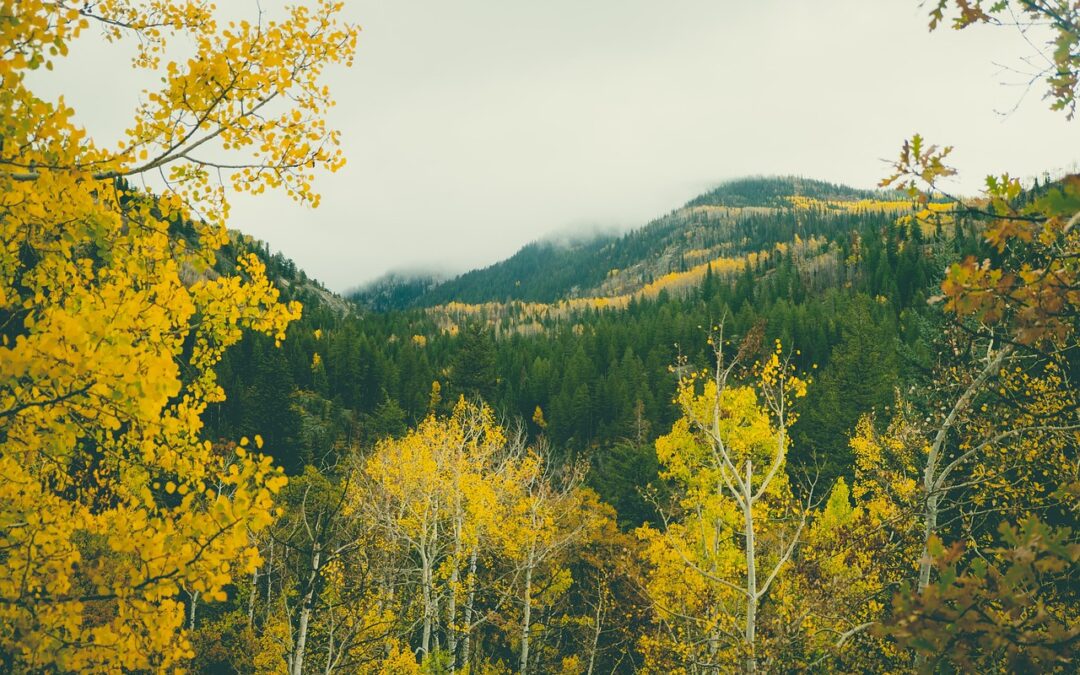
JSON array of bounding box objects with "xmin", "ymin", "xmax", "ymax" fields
[
  {"xmin": 519, "ymin": 554, "xmax": 534, "ymax": 675},
  {"xmin": 324, "ymin": 602, "xmax": 336, "ymax": 675},
  {"xmin": 918, "ymin": 491, "xmax": 940, "ymax": 592},
  {"xmin": 461, "ymin": 546, "xmax": 479, "ymax": 670},
  {"xmin": 292, "ymin": 545, "xmax": 321, "ymax": 675},
  {"xmin": 586, "ymin": 579, "xmax": 604, "ymax": 675},
  {"xmin": 248, "ymin": 569, "xmax": 258, "ymax": 628},
  {"xmin": 188, "ymin": 589, "xmax": 199, "ymax": 632},
  {"xmin": 743, "ymin": 461, "xmax": 757, "ymax": 674},
  {"xmin": 420, "ymin": 548, "xmax": 433, "ymax": 658},
  {"xmin": 266, "ymin": 541, "xmax": 274, "ymax": 622},
  {"xmin": 447, "ymin": 544, "xmax": 461, "ymax": 671},
  {"xmin": 432, "ymin": 574, "xmax": 441, "ymax": 655},
  {"xmin": 912, "ymin": 493, "xmax": 940, "ymax": 671}
]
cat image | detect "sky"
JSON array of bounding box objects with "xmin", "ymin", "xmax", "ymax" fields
[{"xmin": 35, "ymin": 0, "xmax": 1080, "ymax": 292}]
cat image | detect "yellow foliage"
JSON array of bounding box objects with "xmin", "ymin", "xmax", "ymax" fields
[
  {"xmin": 636, "ymin": 343, "xmax": 808, "ymax": 669},
  {"xmin": 0, "ymin": 1, "xmax": 356, "ymax": 669},
  {"xmin": 849, "ymin": 411, "xmax": 922, "ymax": 527},
  {"xmin": 785, "ymin": 195, "xmax": 917, "ymax": 214},
  {"xmin": 428, "ymin": 250, "xmax": 770, "ymax": 334},
  {"xmin": 253, "ymin": 617, "xmax": 290, "ymax": 674},
  {"xmin": 374, "ymin": 642, "xmax": 423, "ymax": 674},
  {"xmin": 358, "ymin": 400, "xmax": 596, "ymax": 670},
  {"xmin": 362, "ymin": 398, "xmax": 508, "ymax": 546},
  {"xmin": 817, "ymin": 477, "xmax": 855, "ymax": 532},
  {"xmin": 558, "ymin": 654, "xmax": 585, "ymax": 674}
]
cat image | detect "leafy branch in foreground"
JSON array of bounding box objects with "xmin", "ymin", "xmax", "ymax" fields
[{"xmin": 0, "ymin": 1, "xmax": 357, "ymax": 669}]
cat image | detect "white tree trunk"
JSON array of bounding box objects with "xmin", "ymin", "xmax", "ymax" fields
[
  {"xmin": 743, "ymin": 461, "xmax": 757, "ymax": 674},
  {"xmin": 188, "ymin": 589, "xmax": 199, "ymax": 632},
  {"xmin": 447, "ymin": 537, "xmax": 461, "ymax": 671},
  {"xmin": 266, "ymin": 540, "xmax": 274, "ymax": 622},
  {"xmin": 519, "ymin": 552, "xmax": 534, "ymax": 675},
  {"xmin": 420, "ymin": 546, "xmax": 433, "ymax": 658},
  {"xmin": 461, "ymin": 546, "xmax": 479, "ymax": 670},
  {"xmin": 248, "ymin": 569, "xmax": 258, "ymax": 628},
  {"xmin": 917, "ymin": 492, "xmax": 940, "ymax": 593},
  {"xmin": 586, "ymin": 579, "xmax": 604, "ymax": 675},
  {"xmin": 292, "ymin": 545, "xmax": 321, "ymax": 675},
  {"xmin": 324, "ymin": 599, "xmax": 336, "ymax": 675}
]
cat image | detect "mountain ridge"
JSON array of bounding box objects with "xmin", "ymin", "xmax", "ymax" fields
[{"xmin": 350, "ymin": 175, "xmax": 910, "ymax": 312}]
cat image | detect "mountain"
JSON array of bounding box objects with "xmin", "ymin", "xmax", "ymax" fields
[
  {"xmin": 349, "ymin": 235, "xmax": 621, "ymax": 308},
  {"xmin": 219, "ymin": 233, "xmax": 355, "ymax": 316},
  {"xmin": 112, "ymin": 176, "xmax": 354, "ymax": 317},
  {"xmin": 349, "ymin": 271, "xmax": 450, "ymax": 312},
  {"xmin": 351, "ymin": 176, "xmax": 911, "ymax": 312},
  {"xmin": 685, "ymin": 175, "xmax": 884, "ymax": 208},
  {"xmin": 212, "ymin": 173, "xmax": 973, "ymax": 499}
]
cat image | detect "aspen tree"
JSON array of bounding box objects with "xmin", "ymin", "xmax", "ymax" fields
[
  {"xmin": 637, "ymin": 331, "xmax": 810, "ymax": 672},
  {"xmin": 0, "ymin": 2, "xmax": 356, "ymax": 669}
]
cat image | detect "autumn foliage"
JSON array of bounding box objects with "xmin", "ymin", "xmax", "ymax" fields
[
  {"xmin": 2, "ymin": 0, "xmax": 1079, "ymax": 673},
  {"xmin": 0, "ymin": 0, "xmax": 355, "ymax": 669}
]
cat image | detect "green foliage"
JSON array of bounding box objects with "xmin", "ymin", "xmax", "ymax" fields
[
  {"xmin": 210, "ymin": 177, "xmax": 951, "ymax": 489},
  {"xmin": 686, "ymin": 175, "xmax": 887, "ymax": 208},
  {"xmin": 453, "ymin": 324, "xmax": 499, "ymax": 400},
  {"xmin": 792, "ymin": 297, "xmax": 899, "ymax": 488},
  {"xmin": 588, "ymin": 440, "xmax": 663, "ymax": 529}
]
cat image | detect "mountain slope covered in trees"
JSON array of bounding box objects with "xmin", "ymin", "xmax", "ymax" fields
[
  {"xmin": 351, "ymin": 176, "xmax": 910, "ymax": 309},
  {"xmin": 203, "ymin": 167, "xmax": 1079, "ymax": 672},
  {"xmin": 215, "ymin": 175, "xmax": 962, "ymax": 507}
]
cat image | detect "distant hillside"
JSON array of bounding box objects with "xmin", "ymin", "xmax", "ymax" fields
[
  {"xmin": 215, "ymin": 233, "xmax": 354, "ymax": 315},
  {"xmin": 114, "ymin": 174, "xmax": 353, "ymax": 317},
  {"xmin": 349, "ymin": 271, "xmax": 449, "ymax": 312},
  {"xmin": 389, "ymin": 235, "xmax": 622, "ymax": 306},
  {"xmin": 212, "ymin": 171, "xmax": 973, "ymax": 490},
  {"xmin": 685, "ymin": 176, "xmax": 885, "ymax": 208},
  {"xmin": 355, "ymin": 176, "xmax": 914, "ymax": 312}
]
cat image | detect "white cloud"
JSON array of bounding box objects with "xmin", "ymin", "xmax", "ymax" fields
[{"xmin": 32, "ymin": 0, "xmax": 1080, "ymax": 291}]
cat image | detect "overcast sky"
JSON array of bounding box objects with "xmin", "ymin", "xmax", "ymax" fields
[{"xmin": 38, "ymin": 0, "xmax": 1080, "ymax": 292}]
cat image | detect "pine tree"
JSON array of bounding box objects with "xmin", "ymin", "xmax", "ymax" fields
[{"xmin": 453, "ymin": 324, "xmax": 498, "ymax": 401}]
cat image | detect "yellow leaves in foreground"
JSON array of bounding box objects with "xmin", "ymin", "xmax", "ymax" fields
[
  {"xmin": 636, "ymin": 340, "xmax": 913, "ymax": 670},
  {"xmin": 636, "ymin": 342, "xmax": 808, "ymax": 668},
  {"xmin": 355, "ymin": 399, "xmax": 601, "ymax": 670},
  {"xmin": 1, "ymin": 1, "xmax": 356, "ymax": 670}
]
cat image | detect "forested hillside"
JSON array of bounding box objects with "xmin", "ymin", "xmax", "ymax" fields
[
  {"xmin": 350, "ymin": 177, "xmax": 911, "ymax": 309},
  {"xmin": 204, "ymin": 168, "xmax": 1078, "ymax": 672},
  {"xmin": 2, "ymin": 1, "xmax": 1078, "ymax": 674},
  {"xmin": 217, "ymin": 176, "xmax": 957, "ymax": 508}
]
